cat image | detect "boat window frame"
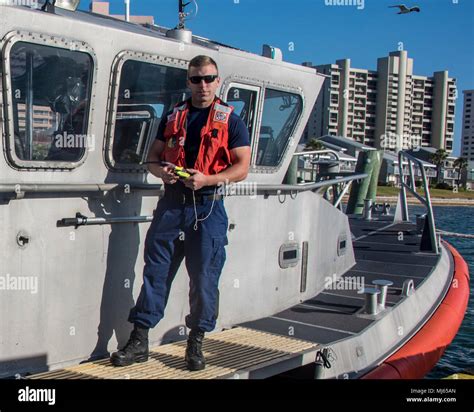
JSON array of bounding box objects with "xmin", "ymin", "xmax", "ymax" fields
[
  {"xmin": 253, "ymin": 85, "xmax": 304, "ymax": 171},
  {"xmin": 222, "ymin": 76, "xmax": 305, "ymax": 173},
  {"xmin": 223, "ymin": 82, "xmax": 261, "ymax": 158},
  {"xmin": 1, "ymin": 30, "xmax": 98, "ymax": 170},
  {"xmin": 105, "ymin": 51, "xmax": 189, "ymax": 172},
  {"xmin": 221, "ymin": 76, "xmax": 263, "ymax": 170}
]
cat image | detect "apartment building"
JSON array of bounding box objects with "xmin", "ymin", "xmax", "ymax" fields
[
  {"xmin": 303, "ymin": 51, "xmax": 456, "ymax": 153},
  {"xmin": 461, "ymin": 90, "xmax": 474, "ymax": 167}
]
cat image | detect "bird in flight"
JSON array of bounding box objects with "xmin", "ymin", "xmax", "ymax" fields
[{"xmin": 389, "ymin": 4, "xmax": 421, "ymax": 14}]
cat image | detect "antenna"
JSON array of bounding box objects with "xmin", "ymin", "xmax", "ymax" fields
[
  {"xmin": 176, "ymin": 0, "xmax": 198, "ymax": 30},
  {"xmin": 167, "ymin": 0, "xmax": 197, "ymax": 43},
  {"xmin": 41, "ymin": 0, "xmax": 56, "ymax": 13},
  {"xmin": 125, "ymin": 0, "xmax": 130, "ymax": 22}
]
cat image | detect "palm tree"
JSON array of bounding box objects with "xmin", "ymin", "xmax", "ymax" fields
[
  {"xmin": 430, "ymin": 149, "xmax": 448, "ymax": 184},
  {"xmin": 453, "ymin": 157, "xmax": 468, "ymax": 189},
  {"xmin": 304, "ymin": 138, "xmax": 324, "ymax": 151}
]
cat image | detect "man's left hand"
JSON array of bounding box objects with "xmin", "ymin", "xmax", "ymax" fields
[{"xmin": 183, "ymin": 169, "xmax": 209, "ymax": 191}]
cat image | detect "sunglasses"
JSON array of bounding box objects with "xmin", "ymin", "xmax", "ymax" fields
[{"xmin": 188, "ymin": 75, "xmax": 218, "ymax": 84}]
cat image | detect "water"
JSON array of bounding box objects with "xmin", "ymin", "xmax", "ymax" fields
[{"xmin": 407, "ymin": 205, "xmax": 474, "ymax": 379}]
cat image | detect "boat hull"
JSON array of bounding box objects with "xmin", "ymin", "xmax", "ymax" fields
[{"xmin": 362, "ymin": 241, "xmax": 470, "ymax": 379}]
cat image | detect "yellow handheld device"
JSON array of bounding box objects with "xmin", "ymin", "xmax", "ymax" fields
[
  {"xmin": 161, "ymin": 161, "xmax": 191, "ymax": 179},
  {"xmin": 174, "ymin": 166, "xmax": 191, "ymax": 179}
]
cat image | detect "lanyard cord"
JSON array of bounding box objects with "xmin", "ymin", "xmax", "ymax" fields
[{"xmin": 192, "ymin": 187, "xmax": 217, "ymax": 231}]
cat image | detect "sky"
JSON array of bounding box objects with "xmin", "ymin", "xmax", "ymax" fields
[{"xmin": 79, "ymin": 0, "xmax": 474, "ymax": 156}]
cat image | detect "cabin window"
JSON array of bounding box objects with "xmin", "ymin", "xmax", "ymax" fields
[
  {"xmin": 226, "ymin": 85, "xmax": 258, "ymax": 144},
  {"xmin": 9, "ymin": 41, "xmax": 93, "ymax": 164},
  {"xmin": 111, "ymin": 60, "xmax": 188, "ymax": 166},
  {"xmin": 256, "ymin": 89, "xmax": 302, "ymax": 167}
]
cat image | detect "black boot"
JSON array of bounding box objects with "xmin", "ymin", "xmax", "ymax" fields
[
  {"xmin": 110, "ymin": 324, "xmax": 149, "ymax": 367},
  {"xmin": 185, "ymin": 330, "xmax": 205, "ymax": 371}
]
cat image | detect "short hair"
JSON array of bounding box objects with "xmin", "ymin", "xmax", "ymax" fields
[{"xmin": 188, "ymin": 55, "xmax": 218, "ymax": 74}]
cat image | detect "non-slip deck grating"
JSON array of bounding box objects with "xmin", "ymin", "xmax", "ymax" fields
[{"xmin": 28, "ymin": 327, "xmax": 318, "ymax": 380}]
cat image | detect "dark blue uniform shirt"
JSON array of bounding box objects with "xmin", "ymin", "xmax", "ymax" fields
[{"xmin": 156, "ymin": 103, "xmax": 250, "ymax": 195}]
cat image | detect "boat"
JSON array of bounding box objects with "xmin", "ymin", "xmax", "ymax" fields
[{"xmin": 0, "ymin": 1, "xmax": 469, "ymax": 380}]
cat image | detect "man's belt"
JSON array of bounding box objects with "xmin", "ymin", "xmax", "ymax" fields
[{"xmin": 163, "ymin": 191, "xmax": 224, "ymax": 205}]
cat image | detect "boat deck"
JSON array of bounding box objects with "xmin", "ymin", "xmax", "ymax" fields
[
  {"xmin": 240, "ymin": 217, "xmax": 439, "ymax": 344},
  {"xmin": 29, "ymin": 327, "xmax": 318, "ymax": 379},
  {"xmin": 29, "ymin": 216, "xmax": 440, "ymax": 379}
]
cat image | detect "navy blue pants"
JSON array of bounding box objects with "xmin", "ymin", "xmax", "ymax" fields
[{"xmin": 129, "ymin": 195, "xmax": 228, "ymax": 332}]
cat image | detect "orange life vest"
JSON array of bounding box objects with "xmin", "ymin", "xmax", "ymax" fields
[{"xmin": 161, "ymin": 98, "xmax": 234, "ymax": 175}]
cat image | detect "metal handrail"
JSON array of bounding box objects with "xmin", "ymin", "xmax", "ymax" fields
[
  {"xmin": 54, "ymin": 173, "xmax": 368, "ymax": 227},
  {"xmin": 293, "ymin": 149, "xmax": 341, "ymax": 162},
  {"xmin": 249, "ymin": 173, "xmax": 367, "ymax": 194},
  {"xmin": 0, "ymin": 173, "xmax": 367, "ymax": 197},
  {"xmin": 398, "ymin": 151, "xmax": 439, "ymax": 254},
  {"xmin": 0, "ymin": 183, "xmax": 164, "ymax": 199},
  {"xmin": 293, "ymin": 149, "xmax": 342, "ymax": 184}
]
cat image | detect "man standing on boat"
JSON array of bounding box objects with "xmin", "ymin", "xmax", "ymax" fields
[{"xmin": 111, "ymin": 55, "xmax": 251, "ymax": 371}]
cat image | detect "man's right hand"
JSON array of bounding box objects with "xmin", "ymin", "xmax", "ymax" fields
[
  {"xmin": 146, "ymin": 140, "xmax": 177, "ymax": 183},
  {"xmin": 158, "ymin": 166, "xmax": 178, "ymax": 184}
]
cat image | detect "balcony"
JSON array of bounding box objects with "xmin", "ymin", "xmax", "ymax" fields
[{"xmin": 443, "ymin": 170, "xmax": 458, "ymax": 179}]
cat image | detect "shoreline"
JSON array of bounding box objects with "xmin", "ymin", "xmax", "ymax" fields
[
  {"xmin": 342, "ymin": 196, "xmax": 474, "ymax": 206},
  {"xmin": 375, "ymin": 196, "xmax": 474, "ymax": 206}
]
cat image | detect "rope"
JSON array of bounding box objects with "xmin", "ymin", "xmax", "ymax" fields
[{"xmin": 437, "ymin": 230, "xmax": 474, "ymax": 239}]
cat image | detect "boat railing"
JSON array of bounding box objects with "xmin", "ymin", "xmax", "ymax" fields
[
  {"xmin": 397, "ymin": 151, "xmax": 439, "ymax": 254},
  {"xmin": 0, "ymin": 172, "xmax": 367, "ymax": 198},
  {"xmin": 292, "ymin": 149, "xmax": 341, "ymax": 162},
  {"xmin": 245, "ymin": 173, "xmax": 367, "ymax": 195},
  {"xmin": 0, "ymin": 172, "xmax": 367, "ymax": 227},
  {"xmin": 292, "ymin": 149, "xmax": 341, "ymax": 182},
  {"xmin": 291, "ymin": 149, "xmax": 359, "ymax": 209}
]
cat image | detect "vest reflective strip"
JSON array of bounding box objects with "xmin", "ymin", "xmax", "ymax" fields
[{"xmin": 213, "ymin": 103, "xmax": 232, "ymax": 114}]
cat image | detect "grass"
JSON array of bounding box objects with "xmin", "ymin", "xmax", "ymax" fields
[{"xmin": 376, "ymin": 186, "xmax": 474, "ymax": 199}]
